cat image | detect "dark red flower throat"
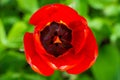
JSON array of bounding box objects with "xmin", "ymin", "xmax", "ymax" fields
[{"xmin": 40, "ymin": 21, "xmax": 72, "ymax": 57}]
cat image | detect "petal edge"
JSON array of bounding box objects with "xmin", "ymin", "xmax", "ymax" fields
[{"xmin": 24, "ymin": 32, "xmax": 54, "ymax": 76}]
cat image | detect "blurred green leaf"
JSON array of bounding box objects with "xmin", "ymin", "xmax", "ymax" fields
[
  {"xmin": 92, "ymin": 44, "xmax": 119, "ymax": 80},
  {"xmin": 38, "ymin": 0, "xmax": 60, "ymax": 7},
  {"xmin": 69, "ymin": 0, "xmax": 88, "ymax": 17},
  {"xmin": 111, "ymin": 23, "xmax": 120, "ymax": 43},
  {"xmin": 24, "ymin": 73, "xmax": 47, "ymax": 80},
  {"xmin": 0, "ymin": 0, "xmax": 10, "ymax": 6},
  {"xmin": 16, "ymin": 0, "xmax": 38, "ymax": 12},
  {"xmin": 7, "ymin": 21, "xmax": 27, "ymax": 48},
  {"xmin": 88, "ymin": 0, "xmax": 118, "ymax": 9},
  {"xmin": 88, "ymin": 0, "xmax": 104, "ymax": 9},
  {"xmin": 103, "ymin": 5, "xmax": 120, "ymax": 17},
  {"xmin": 69, "ymin": 74, "xmax": 77, "ymax": 80},
  {"xmin": 2, "ymin": 16, "xmax": 20, "ymax": 33},
  {"xmin": 49, "ymin": 71, "xmax": 63, "ymax": 80},
  {"xmin": 3, "ymin": 16, "xmax": 19, "ymax": 26},
  {"xmin": 23, "ymin": 14, "xmax": 31, "ymax": 22},
  {"xmin": 0, "ymin": 19, "xmax": 7, "ymax": 50},
  {"xmin": 115, "ymin": 38, "xmax": 120, "ymax": 52},
  {"xmin": 76, "ymin": 75, "xmax": 92, "ymax": 80},
  {"xmin": 0, "ymin": 72, "xmax": 21, "ymax": 80},
  {"xmin": 0, "ymin": 71, "xmax": 47, "ymax": 80},
  {"xmin": 88, "ymin": 18, "xmax": 112, "ymax": 45},
  {"xmin": 60, "ymin": 0, "xmax": 73, "ymax": 5},
  {"xmin": 88, "ymin": 18, "xmax": 103, "ymax": 31},
  {"xmin": 0, "ymin": 50, "xmax": 25, "ymax": 74}
]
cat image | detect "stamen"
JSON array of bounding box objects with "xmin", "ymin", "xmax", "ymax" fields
[{"xmin": 53, "ymin": 36, "xmax": 62, "ymax": 43}]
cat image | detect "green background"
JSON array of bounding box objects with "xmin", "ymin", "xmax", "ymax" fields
[{"xmin": 0, "ymin": 0, "xmax": 120, "ymax": 80}]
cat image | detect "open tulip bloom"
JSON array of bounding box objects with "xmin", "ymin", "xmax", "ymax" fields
[{"xmin": 24, "ymin": 4, "xmax": 98, "ymax": 76}]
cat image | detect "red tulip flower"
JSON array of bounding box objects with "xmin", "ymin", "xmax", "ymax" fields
[{"xmin": 24, "ymin": 4, "xmax": 98, "ymax": 76}]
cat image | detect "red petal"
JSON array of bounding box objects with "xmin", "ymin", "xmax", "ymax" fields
[
  {"xmin": 24, "ymin": 32, "xmax": 54, "ymax": 76},
  {"xmin": 66, "ymin": 27, "xmax": 98, "ymax": 74},
  {"xmin": 29, "ymin": 4, "xmax": 86, "ymax": 27},
  {"xmin": 69, "ymin": 20, "xmax": 88, "ymax": 54}
]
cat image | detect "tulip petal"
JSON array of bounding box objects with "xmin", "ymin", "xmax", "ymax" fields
[
  {"xmin": 29, "ymin": 4, "xmax": 86, "ymax": 27},
  {"xmin": 69, "ymin": 20, "xmax": 88, "ymax": 54},
  {"xmin": 24, "ymin": 32, "xmax": 54, "ymax": 76},
  {"xmin": 66, "ymin": 27, "xmax": 98, "ymax": 74}
]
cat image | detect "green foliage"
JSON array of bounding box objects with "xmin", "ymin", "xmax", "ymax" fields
[
  {"xmin": 88, "ymin": 0, "xmax": 118, "ymax": 9},
  {"xmin": 69, "ymin": 0, "xmax": 88, "ymax": 17},
  {"xmin": 0, "ymin": 0, "xmax": 120, "ymax": 80},
  {"xmin": 16, "ymin": 0, "xmax": 39, "ymax": 12},
  {"xmin": 7, "ymin": 21, "xmax": 27, "ymax": 48},
  {"xmin": 92, "ymin": 44, "xmax": 119, "ymax": 80},
  {"xmin": 0, "ymin": 19, "xmax": 7, "ymax": 50}
]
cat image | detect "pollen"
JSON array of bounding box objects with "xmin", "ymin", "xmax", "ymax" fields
[{"xmin": 53, "ymin": 36, "xmax": 62, "ymax": 43}]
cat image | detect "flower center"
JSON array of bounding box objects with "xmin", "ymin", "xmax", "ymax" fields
[{"xmin": 40, "ymin": 21, "xmax": 72, "ymax": 57}]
